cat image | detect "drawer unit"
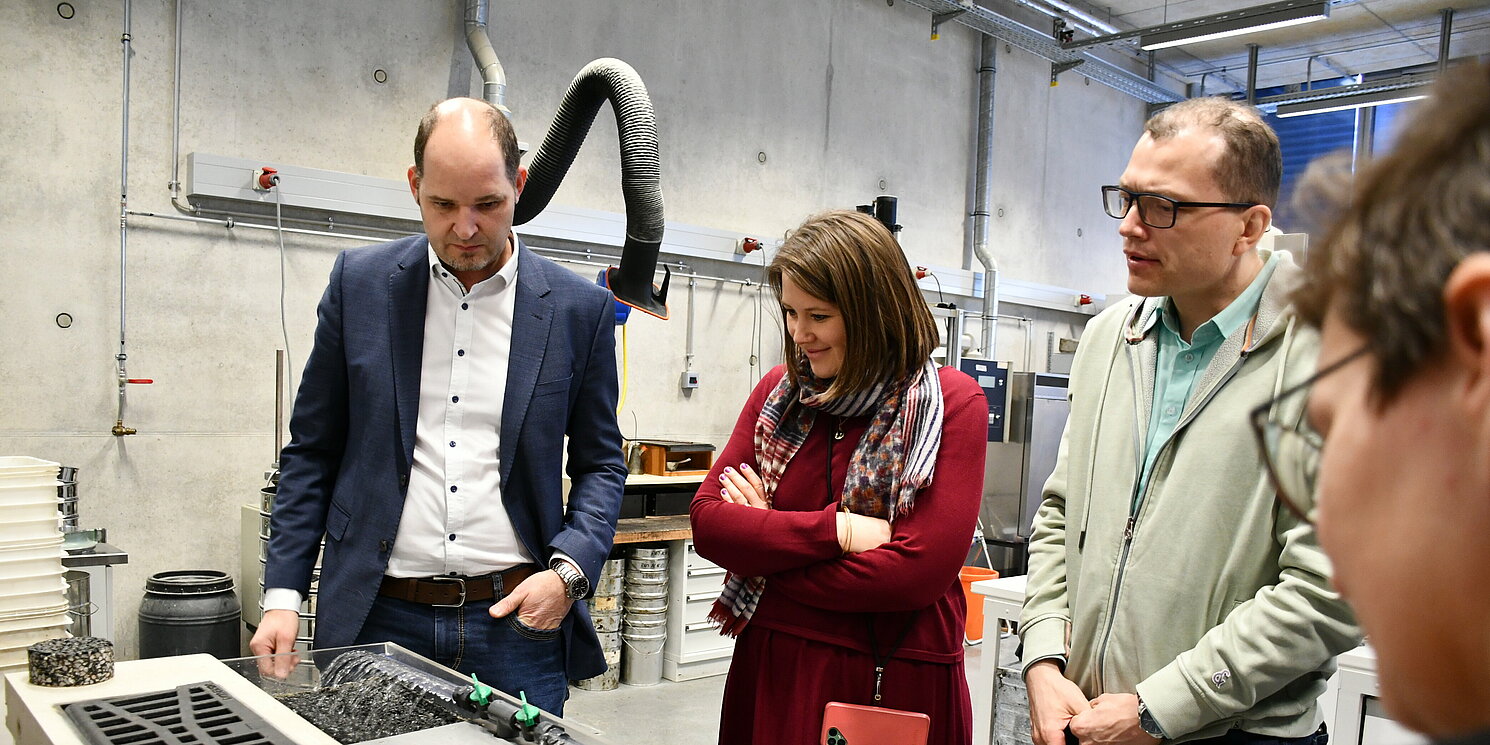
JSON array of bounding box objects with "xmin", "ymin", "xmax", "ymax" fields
[{"xmin": 663, "ymin": 539, "xmax": 735, "ymax": 681}]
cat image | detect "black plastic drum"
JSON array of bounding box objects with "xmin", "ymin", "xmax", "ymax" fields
[{"xmin": 137, "ymin": 570, "xmax": 242, "ymax": 659}]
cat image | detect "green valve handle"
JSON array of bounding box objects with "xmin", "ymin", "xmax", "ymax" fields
[
  {"xmin": 467, "ymin": 674, "xmax": 493, "ymax": 708},
  {"xmin": 515, "ymin": 691, "xmax": 540, "ymax": 728}
]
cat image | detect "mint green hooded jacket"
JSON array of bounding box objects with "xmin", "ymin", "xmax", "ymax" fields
[{"xmin": 1020, "ymin": 250, "xmax": 1361, "ymax": 741}]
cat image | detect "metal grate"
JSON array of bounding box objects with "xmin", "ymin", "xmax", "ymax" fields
[{"xmin": 63, "ymin": 682, "xmax": 296, "ymax": 745}]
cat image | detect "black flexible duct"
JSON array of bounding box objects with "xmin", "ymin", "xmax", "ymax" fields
[{"xmin": 514, "ymin": 58, "xmax": 669, "ymax": 319}]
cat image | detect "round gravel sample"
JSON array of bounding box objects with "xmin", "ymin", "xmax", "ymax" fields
[{"xmin": 28, "ymin": 637, "xmax": 114, "ymax": 687}]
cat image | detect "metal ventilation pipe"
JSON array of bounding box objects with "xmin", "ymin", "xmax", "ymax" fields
[
  {"xmin": 464, "ymin": 0, "xmax": 509, "ymax": 113},
  {"xmin": 971, "ymin": 35, "xmax": 1000, "ymax": 359}
]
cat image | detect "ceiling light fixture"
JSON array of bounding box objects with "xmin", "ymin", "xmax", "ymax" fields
[
  {"xmin": 1062, "ymin": 0, "xmax": 1330, "ymax": 52},
  {"xmin": 1138, "ymin": 0, "xmax": 1330, "ymax": 50},
  {"xmin": 1273, "ymin": 86, "xmax": 1429, "ymax": 118}
]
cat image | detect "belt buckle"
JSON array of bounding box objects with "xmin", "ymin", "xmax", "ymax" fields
[{"xmin": 427, "ymin": 576, "xmax": 467, "ymax": 608}]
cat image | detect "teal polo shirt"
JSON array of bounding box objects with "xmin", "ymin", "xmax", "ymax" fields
[{"xmin": 1134, "ymin": 254, "xmax": 1279, "ymax": 509}]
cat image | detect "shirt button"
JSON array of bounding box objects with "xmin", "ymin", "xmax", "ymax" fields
[
  {"xmin": 457, "ymin": 349, "xmax": 465, "ymax": 357},
  {"xmin": 1165, "ymin": 406, "xmax": 1177, "ymax": 417},
  {"xmin": 450, "ymin": 485, "xmax": 458, "ymax": 493},
  {"xmin": 448, "ymin": 534, "xmax": 456, "ymax": 541},
  {"xmin": 399, "ymin": 475, "xmax": 409, "ymax": 487},
  {"xmin": 451, "ymin": 395, "xmax": 459, "ymax": 403},
  {"xmin": 1184, "ymin": 353, "xmax": 1194, "ymax": 362},
  {"xmin": 461, "ymin": 303, "xmax": 469, "ymax": 310},
  {"xmin": 449, "ymin": 441, "xmax": 456, "ymax": 448}
]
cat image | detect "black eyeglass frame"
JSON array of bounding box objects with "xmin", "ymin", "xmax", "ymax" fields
[
  {"xmin": 1249, "ymin": 346, "xmax": 1370, "ymax": 523},
  {"xmin": 1101, "ymin": 185, "xmax": 1260, "ymax": 229}
]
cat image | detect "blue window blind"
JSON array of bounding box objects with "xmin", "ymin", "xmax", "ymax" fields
[{"xmin": 1259, "ymin": 78, "xmax": 1356, "ymax": 233}]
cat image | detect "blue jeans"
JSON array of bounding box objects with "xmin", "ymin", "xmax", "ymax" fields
[
  {"xmin": 1190, "ymin": 725, "xmax": 1329, "ymax": 745},
  {"xmin": 352, "ymin": 582, "xmax": 569, "ymax": 716}
]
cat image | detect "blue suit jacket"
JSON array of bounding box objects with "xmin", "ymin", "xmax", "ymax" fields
[{"xmin": 265, "ymin": 234, "xmax": 626, "ymax": 679}]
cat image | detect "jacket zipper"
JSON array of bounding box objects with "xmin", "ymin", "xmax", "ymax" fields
[{"xmin": 1092, "ymin": 345, "xmax": 1249, "ymax": 689}]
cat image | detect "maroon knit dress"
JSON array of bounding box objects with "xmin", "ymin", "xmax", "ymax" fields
[{"xmin": 691, "ymin": 365, "xmax": 988, "ymax": 745}]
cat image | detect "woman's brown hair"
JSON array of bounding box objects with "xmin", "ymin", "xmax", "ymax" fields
[{"xmin": 768, "ymin": 210, "xmax": 940, "ymax": 400}]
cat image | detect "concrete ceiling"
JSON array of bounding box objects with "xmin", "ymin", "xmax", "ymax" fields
[{"xmin": 979, "ymin": 0, "xmax": 1490, "ymax": 94}]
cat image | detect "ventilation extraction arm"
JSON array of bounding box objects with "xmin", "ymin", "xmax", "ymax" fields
[{"xmin": 513, "ymin": 58, "xmax": 669, "ymax": 319}]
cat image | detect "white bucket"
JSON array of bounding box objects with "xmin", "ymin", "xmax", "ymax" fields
[
  {"xmin": 0, "ymin": 542, "xmax": 65, "ymax": 579},
  {"xmin": 0, "ymin": 517, "xmax": 62, "ymax": 543},
  {"xmin": 0, "ymin": 482, "xmax": 62, "ymax": 506},
  {"xmin": 0, "ymin": 571, "xmax": 67, "ymax": 597},
  {"xmin": 0, "ymin": 457, "xmax": 60, "ymax": 486},
  {"xmin": 0, "ymin": 500, "xmax": 62, "ymax": 524},
  {"xmin": 0, "ymin": 609, "xmax": 71, "ymax": 635},
  {"xmin": 0, "ymin": 624, "xmax": 69, "ymax": 666},
  {"xmin": 0, "ymin": 581, "xmax": 69, "ymax": 615},
  {"xmin": 0, "ymin": 534, "xmax": 65, "ymax": 560}
]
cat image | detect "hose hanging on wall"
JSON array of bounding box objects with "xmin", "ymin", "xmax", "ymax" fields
[{"xmin": 513, "ymin": 58, "xmax": 669, "ymax": 319}]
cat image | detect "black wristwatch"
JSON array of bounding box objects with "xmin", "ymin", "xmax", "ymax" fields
[
  {"xmin": 550, "ymin": 559, "xmax": 590, "ymax": 600},
  {"xmin": 1137, "ymin": 697, "xmax": 1166, "ymax": 740}
]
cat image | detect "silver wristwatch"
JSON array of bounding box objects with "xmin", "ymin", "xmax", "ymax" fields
[
  {"xmin": 1137, "ymin": 697, "xmax": 1166, "ymax": 740},
  {"xmin": 550, "ymin": 559, "xmax": 590, "ymax": 600}
]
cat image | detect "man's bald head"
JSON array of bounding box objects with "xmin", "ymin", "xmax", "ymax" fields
[{"xmin": 413, "ymin": 97, "xmax": 520, "ymax": 184}]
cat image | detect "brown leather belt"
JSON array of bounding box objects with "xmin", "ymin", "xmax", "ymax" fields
[{"xmin": 379, "ymin": 565, "xmax": 538, "ymax": 607}]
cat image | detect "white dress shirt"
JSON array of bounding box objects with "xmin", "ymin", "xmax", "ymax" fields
[
  {"xmin": 265, "ymin": 238, "xmax": 555, "ymax": 612},
  {"xmin": 386, "ymin": 241, "xmax": 531, "ymax": 576}
]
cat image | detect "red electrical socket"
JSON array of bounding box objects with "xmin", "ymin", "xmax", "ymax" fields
[
  {"xmin": 1077, "ymin": 294, "xmax": 1093, "ymax": 306},
  {"xmin": 736, "ymin": 237, "xmax": 762, "ymax": 254},
  {"xmin": 915, "ymin": 266, "xmax": 930, "ymax": 279},
  {"xmin": 254, "ymin": 167, "xmax": 279, "ymax": 191}
]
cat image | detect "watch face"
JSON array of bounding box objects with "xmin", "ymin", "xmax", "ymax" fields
[{"xmin": 570, "ymin": 576, "xmax": 590, "ymax": 599}]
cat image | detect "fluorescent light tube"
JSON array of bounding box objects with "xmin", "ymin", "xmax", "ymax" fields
[
  {"xmin": 1139, "ymin": 0, "xmax": 1330, "ymax": 51},
  {"xmin": 1275, "ymin": 89, "xmax": 1429, "ymax": 118}
]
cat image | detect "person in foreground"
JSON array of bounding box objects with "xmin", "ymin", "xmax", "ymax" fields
[
  {"xmin": 1021, "ymin": 96, "xmax": 1360, "ymax": 745},
  {"xmin": 690, "ymin": 209, "xmax": 988, "ymax": 745},
  {"xmin": 252, "ymin": 97, "xmax": 625, "ymax": 716},
  {"xmin": 1259, "ymin": 60, "xmax": 1490, "ymax": 744}
]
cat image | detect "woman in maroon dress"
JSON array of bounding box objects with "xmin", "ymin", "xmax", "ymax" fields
[{"xmin": 690, "ymin": 209, "xmax": 988, "ymax": 745}]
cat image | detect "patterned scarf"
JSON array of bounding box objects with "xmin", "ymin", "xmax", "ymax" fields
[{"xmin": 709, "ymin": 356, "xmax": 944, "ymax": 636}]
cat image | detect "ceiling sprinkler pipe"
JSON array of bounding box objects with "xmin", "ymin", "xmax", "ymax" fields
[
  {"xmin": 464, "ymin": 0, "xmax": 509, "ymax": 113},
  {"xmin": 514, "ymin": 58, "xmax": 668, "ymax": 319}
]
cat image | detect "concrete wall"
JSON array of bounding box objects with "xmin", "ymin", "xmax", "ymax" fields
[{"xmin": 0, "ymin": 0, "xmax": 1145, "ymax": 657}]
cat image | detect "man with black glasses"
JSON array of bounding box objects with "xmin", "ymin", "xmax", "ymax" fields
[
  {"xmin": 1256, "ymin": 62, "xmax": 1490, "ymax": 743},
  {"xmin": 1021, "ymin": 97, "xmax": 1360, "ymax": 745}
]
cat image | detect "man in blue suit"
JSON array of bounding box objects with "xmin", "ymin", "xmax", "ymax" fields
[{"xmin": 250, "ymin": 97, "xmax": 626, "ymax": 716}]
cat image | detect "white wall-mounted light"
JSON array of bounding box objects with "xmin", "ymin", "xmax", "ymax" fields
[{"xmin": 1138, "ymin": 0, "xmax": 1331, "ymax": 50}]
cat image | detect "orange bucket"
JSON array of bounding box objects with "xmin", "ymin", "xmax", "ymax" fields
[{"xmin": 959, "ymin": 566, "xmax": 1000, "ymax": 642}]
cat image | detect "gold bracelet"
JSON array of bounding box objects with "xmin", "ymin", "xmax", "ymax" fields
[{"xmin": 842, "ymin": 511, "xmax": 853, "ymax": 554}]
